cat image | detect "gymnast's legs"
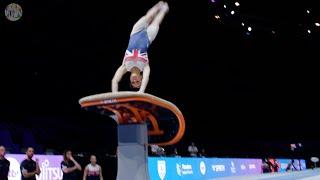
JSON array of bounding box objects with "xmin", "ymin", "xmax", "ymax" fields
[{"xmin": 130, "ymin": 1, "xmax": 169, "ymax": 43}]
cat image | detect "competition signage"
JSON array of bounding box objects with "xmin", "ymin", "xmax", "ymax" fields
[{"xmin": 6, "ymin": 154, "xmax": 63, "ymax": 180}]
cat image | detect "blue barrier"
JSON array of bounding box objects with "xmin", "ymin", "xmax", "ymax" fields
[
  {"xmin": 148, "ymin": 157, "xmax": 262, "ymax": 180},
  {"xmin": 278, "ymin": 159, "xmax": 307, "ymax": 172}
]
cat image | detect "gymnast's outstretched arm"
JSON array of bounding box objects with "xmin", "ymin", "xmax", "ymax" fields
[
  {"xmin": 139, "ymin": 64, "xmax": 150, "ymax": 93},
  {"xmin": 112, "ymin": 65, "xmax": 127, "ymax": 92}
]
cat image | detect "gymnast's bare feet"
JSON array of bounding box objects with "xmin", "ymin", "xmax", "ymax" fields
[{"xmin": 162, "ymin": 2, "xmax": 169, "ymax": 14}]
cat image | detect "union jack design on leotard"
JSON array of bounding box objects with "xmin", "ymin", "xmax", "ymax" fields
[{"xmin": 123, "ymin": 49, "xmax": 149, "ymax": 63}]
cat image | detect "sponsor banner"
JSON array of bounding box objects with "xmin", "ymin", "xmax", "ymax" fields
[
  {"xmin": 278, "ymin": 159, "xmax": 307, "ymax": 172},
  {"xmin": 149, "ymin": 157, "xmax": 198, "ymax": 180},
  {"xmin": 6, "ymin": 154, "xmax": 63, "ymax": 180},
  {"xmin": 148, "ymin": 157, "xmax": 262, "ymax": 180},
  {"xmin": 5, "ymin": 154, "xmax": 306, "ymax": 180}
]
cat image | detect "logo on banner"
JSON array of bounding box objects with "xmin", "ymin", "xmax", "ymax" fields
[
  {"xmin": 212, "ymin": 165, "xmax": 225, "ymax": 172},
  {"xmin": 157, "ymin": 160, "xmax": 166, "ymax": 180},
  {"xmin": 200, "ymin": 161, "xmax": 206, "ymax": 175},
  {"xmin": 7, "ymin": 157, "xmax": 21, "ymax": 180},
  {"xmin": 249, "ymin": 164, "xmax": 256, "ymax": 170},
  {"xmin": 5, "ymin": 3, "xmax": 23, "ymax": 21},
  {"xmin": 176, "ymin": 163, "xmax": 193, "ymax": 176},
  {"xmin": 230, "ymin": 161, "xmax": 236, "ymax": 173},
  {"xmin": 176, "ymin": 164, "xmax": 182, "ymax": 176},
  {"xmin": 280, "ymin": 163, "xmax": 287, "ymax": 170},
  {"xmin": 38, "ymin": 159, "xmax": 63, "ymax": 180},
  {"xmin": 103, "ymin": 99, "xmax": 117, "ymax": 104}
]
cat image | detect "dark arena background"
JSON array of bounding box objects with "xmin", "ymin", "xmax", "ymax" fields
[{"xmin": 1, "ymin": 0, "xmax": 320, "ymax": 179}]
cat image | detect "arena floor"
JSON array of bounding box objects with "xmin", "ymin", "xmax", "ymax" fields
[{"xmin": 215, "ymin": 169, "xmax": 320, "ymax": 180}]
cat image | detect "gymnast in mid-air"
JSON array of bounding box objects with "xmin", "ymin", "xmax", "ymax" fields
[{"xmin": 112, "ymin": 1, "xmax": 169, "ymax": 93}]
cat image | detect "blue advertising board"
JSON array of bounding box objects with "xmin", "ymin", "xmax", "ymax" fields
[
  {"xmin": 148, "ymin": 157, "xmax": 262, "ymax": 180},
  {"xmin": 278, "ymin": 159, "xmax": 307, "ymax": 172}
]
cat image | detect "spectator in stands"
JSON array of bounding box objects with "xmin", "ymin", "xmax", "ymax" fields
[
  {"xmin": 0, "ymin": 146, "xmax": 10, "ymax": 180},
  {"xmin": 20, "ymin": 147, "xmax": 41, "ymax": 180},
  {"xmin": 83, "ymin": 155, "xmax": 103, "ymax": 180},
  {"xmin": 171, "ymin": 148, "xmax": 181, "ymax": 157},
  {"xmin": 188, "ymin": 142, "xmax": 198, "ymax": 157},
  {"xmin": 150, "ymin": 145, "xmax": 165, "ymax": 156},
  {"xmin": 266, "ymin": 158, "xmax": 280, "ymax": 172},
  {"xmin": 61, "ymin": 150, "xmax": 82, "ymax": 180},
  {"xmin": 273, "ymin": 159, "xmax": 280, "ymax": 172},
  {"xmin": 199, "ymin": 148, "xmax": 207, "ymax": 157},
  {"xmin": 262, "ymin": 159, "xmax": 271, "ymax": 173}
]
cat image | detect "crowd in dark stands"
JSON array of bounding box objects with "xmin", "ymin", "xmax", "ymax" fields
[{"xmin": 149, "ymin": 141, "xmax": 207, "ymax": 158}]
